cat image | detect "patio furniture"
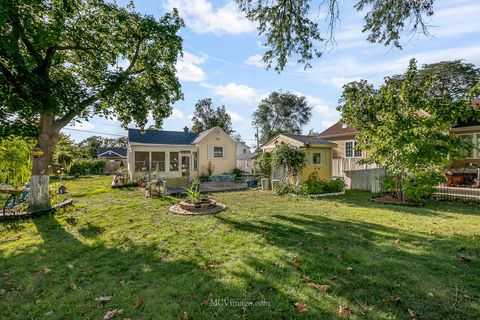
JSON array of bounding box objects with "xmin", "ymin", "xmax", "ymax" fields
[
  {"xmin": 1, "ymin": 188, "xmax": 29, "ymax": 215},
  {"xmin": 208, "ymin": 174, "xmax": 236, "ymax": 183}
]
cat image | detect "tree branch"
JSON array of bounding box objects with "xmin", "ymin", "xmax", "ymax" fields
[
  {"xmin": 0, "ymin": 60, "xmax": 27, "ymax": 99},
  {"xmin": 55, "ymin": 45, "xmax": 98, "ymax": 51},
  {"xmin": 53, "ymin": 38, "xmax": 145, "ymax": 130},
  {"xmin": 12, "ymin": 16, "xmax": 42, "ymax": 65}
]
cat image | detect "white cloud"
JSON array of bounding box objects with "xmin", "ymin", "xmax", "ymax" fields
[
  {"xmin": 227, "ymin": 111, "xmax": 246, "ymax": 123},
  {"xmin": 169, "ymin": 108, "xmax": 184, "ymax": 120},
  {"xmin": 212, "ymin": 83, "xmax": 257, "ymax": 103},
  {"xmin": 176, "ymin": 51, "xmax": 208, "ymax": 82},
  {"xmin": 165, "ymin": 0, "xmax": 255, "ymax": 35},
  {"xmin": 70, "ymin": 121, "xmax": 94, "ymax": 130},
  {"xmin": 302, "ymin": 45, "xmax": 480, "ymax": 88},
  {"xmin": 244, "ymin": 54, "xmax": 265, "ymax": 68},
  {"xmin": 430, "ymin": 3, "xmax": 480, "ymax": 38}
]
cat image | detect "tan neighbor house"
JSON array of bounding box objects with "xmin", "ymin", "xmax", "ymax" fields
[
  {"xmin": 127, "ymin": 126, "xmax": 237, "ymax": 181},
  {"xmin": 318, "ymin": 121, "xmax": 364, "ymax": 160},
  {"xmin": 261, "ymin": 134, "xmax": 337, "ymax": 183}
]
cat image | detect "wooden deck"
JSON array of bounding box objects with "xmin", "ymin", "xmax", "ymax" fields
[{"xmin": 199, "ymin": 182, "xmax": 248, "ymax": 193}]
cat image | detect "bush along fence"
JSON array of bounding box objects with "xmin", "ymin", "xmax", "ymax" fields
[{"xmin": 274, "ymin": 176, "xmax": 345, "ymax": 197}]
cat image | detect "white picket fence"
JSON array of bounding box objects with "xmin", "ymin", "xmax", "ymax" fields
[{"xmin": 332, "ymin": 158, "xmax": 383, "ymax": 193}]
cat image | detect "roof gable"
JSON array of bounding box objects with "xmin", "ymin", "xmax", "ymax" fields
[
  {"xmin": 192, "ymin": 126, "xmax": 235, "ymax": 144},
  {"xmin": 97, "ymin": 147, "xmax": 127, "ymax": 157},
  {"xmin": 318, "ymin": 121, "xmax": 358, "ymax": 138}
]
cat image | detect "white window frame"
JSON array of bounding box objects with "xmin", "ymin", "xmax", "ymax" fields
[
  {"xmin": 312, "ymin": 152, "xmax": 322, "ymax": 165},
  {"xmin": 213, "ymin": 146, "xmax": 224, "ymax": 158},
  {"xmin": 457, "ymin": 133, "xmax": 479, "ymax": 159},
  {"xmin": 345, "ymin": 140, "xmax": 362, "ymax": 158}
]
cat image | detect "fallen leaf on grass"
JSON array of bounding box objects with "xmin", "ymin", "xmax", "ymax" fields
[
  {"xmin": 206, "ymin": 264, "xmax": 217, "ymax": 270},
  {"xmin": 68, "ymin": 283, "xmax": 77, "ymax": 290},
  {"xmin": 307, "ymin": 283, "xmax": 331, "ymax": 292},
  {"xmin": 394, "ymin": 239, "xmax": 401, "ymax": 245},
  {"xmin": 103, "ymin": 309, "xmax": 123, "ymax": 320},
  {"xmin": 459, "ymin": 255, "xmax": 472, "ymax": 262},
  {"xmin": 407, "ymin": 308, "xmax": 416, "ymax": 318},
  {"xmin": 338, "ymin": 306, "xmax": 350, "ymax": 316},
  {"xmin": 294, "ymin": 302, "xmax": 307, "ymax": 313},
  {"xmin": 336, "ymin": 255, "xmax": 342, "ymax": 261},
  {"xmin": 95, "ymin": 296, "xmax": 112, "ymax": 307},
  {"xmin": 43, "ymin": 267, "xmax": 52, "ymax": 274},
  {"xmin": 291, "ymin": 256, "xmax": 301, "ymax": 270},
  {"xmin": 300, "ymin": 275, "xmax": 311, "ymax": 282},
  {"xmin": 411, "ymin": 241, "xmax": 422, "ymax": 246},
  {"xmin": 393, "ymin": 295, "xmax": 402, "ymax": 304},
  {"xmin": 67, "ymin": 264, "xmax": 74, "ymax": 270},
  {"xmin": 323, "ymin": 245, "xmax": 331, "ymax": 251},
  {"xmin": 201, "ymin": 299, "xmax": 210, "ymax": 305},
  {"xmin": 183, "ymin": 311, "xmax": 189, "ymax": 320},
  {"xmin": 134, "ymin": 298, "xmax": 144, "ymax": 309},
  {"xmin": 346, "ymin": 267, "xmax": 353, "ymax": 272}
]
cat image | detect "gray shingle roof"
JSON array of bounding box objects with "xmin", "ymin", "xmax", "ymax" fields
[
  {"xmin": 128, "ymin": 128, "xmax": 198, "ymax": 145},
  {"xmin": 282, "ymin": 134, "xmax": 337, "ymax": 146}
]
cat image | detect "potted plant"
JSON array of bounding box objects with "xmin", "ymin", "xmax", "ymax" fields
[{"xmin": 179, "ymin": 179, "xmax": 216, "ymax": 212}]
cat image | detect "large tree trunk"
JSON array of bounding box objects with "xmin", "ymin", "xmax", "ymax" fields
[{"xmin": 29, "ymin": 114, "xmax": 59, "ymax": 210}]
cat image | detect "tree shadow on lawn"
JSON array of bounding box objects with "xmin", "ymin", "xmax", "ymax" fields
[
  {"xmin": 215, "ymin": 213, "xmax": 480, "ymax": 320},
  {"xmin": 327, "ymin": 191, "xmax": 480, "ymax": 217},
  {"xmin": 0, "ymin": 212, "xmax": 336, "ymax": 320}
]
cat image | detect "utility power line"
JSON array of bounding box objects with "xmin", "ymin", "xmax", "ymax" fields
[{"xmin": 63, "ymin": 127, "xmax": 127, "ymax": 137}]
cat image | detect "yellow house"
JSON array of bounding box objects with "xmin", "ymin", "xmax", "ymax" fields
[
  {"xmin": 261, "ymin": 134, "xmax": 337, "ymax": 183},
  {"xmin": 127, "ymin": 127, "xmax": 237, "ymax": 181}
]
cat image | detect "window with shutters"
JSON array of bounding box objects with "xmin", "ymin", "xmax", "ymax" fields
[{"xmin": 213, "ymin": 146, "xmax": 224, "ymax": 158}]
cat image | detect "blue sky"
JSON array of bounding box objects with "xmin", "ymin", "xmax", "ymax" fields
[{"xmin": 63, "ymin": 0, "xmax": 480, "ymax": 148}]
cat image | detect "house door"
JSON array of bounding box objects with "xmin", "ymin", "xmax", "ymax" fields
[{"xmin": 181, "ymin": 155, "xmax": 190, "ymax": 177}]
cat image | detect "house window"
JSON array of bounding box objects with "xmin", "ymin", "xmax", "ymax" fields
[
  {"xmin": 134, "ymin": 151, "xmax": 149, "ymax": 172},
  {"xmin": 345, "ymin": 141, "xmax": 362, "ymax": 158},
  {"xmin": 213, "ymin": 146, "xmax": 224, "ymax": 158},
  {"xmin": 458, "ymin": 134, "xmax": 480, "ymax": 159},
  {"xmin": 192, "ymin": 151, "xmax": 198, "ymax": 171},
  {"xmin": 170, "ymin": 152, "xmax": 179, "ymax": 171},
  {"xmin": 243, "ymin": 148, "xmax": 247, "ymax": 154},
  {"xmin": 312, "ymin": 153, "xmax": 322, "ymax": 164},
  {"xmin": 151, "ymin": 152, "xmax": 165, "ymax": 172}
]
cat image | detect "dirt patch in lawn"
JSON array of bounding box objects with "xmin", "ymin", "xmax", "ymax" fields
[{"xmin": 371, "ymin": 195, "xmax": 424, "ymax": 207}]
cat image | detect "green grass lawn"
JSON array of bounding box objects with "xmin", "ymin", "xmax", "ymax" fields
[{"xmin": 1, "ymin": 177, "xmax": 479, "ymax": 319}]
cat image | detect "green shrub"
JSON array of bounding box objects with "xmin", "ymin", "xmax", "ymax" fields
[
  {"xmin": 274, "ymin": 182, "xmax": 293, "ymax": 195},
  {"xmin": 381, "ymin": 171, "xmax": 443, "ymax": 202},
  {"xmin": 69, "ymin": 159, "xmax": 107, "ymax": 176},
  {"xmin": 403, "ymin": 172, "xmax": 443, "ymax": 202},
  {"xmin": 231, "ymin": 167, "xmax": 243, "ymax": 176},
  {"xmin": 298, "ymin": 177, "xmax": 344, "ymax": 195},
  {"xmin": 258, "ymin": 152, "xmax": 272, "ymax": 178}
]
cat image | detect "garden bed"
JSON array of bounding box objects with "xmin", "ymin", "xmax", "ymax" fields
[
  {"xmin": 371, "ymin": 195, "xmax": 424, "ymax": 207},
  {"xmin": 0, "ymin": 198, "xmax": 74, "ymax": 220},
  {"xmin": 289, "ymin": 191, "xmax": 345, "ymax": 198}
]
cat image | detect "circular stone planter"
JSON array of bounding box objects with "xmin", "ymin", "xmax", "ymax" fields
[
  {"xmin": 371, "ymin": 195, "xmax": 424, "ymax": 207},
  {"xmin": 169, "ymin": 199, "xmax": 226, "ymax": 215}
]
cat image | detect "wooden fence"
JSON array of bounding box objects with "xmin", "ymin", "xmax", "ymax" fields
[{"xmin": 332, "ymin": 158, "xmax": 383, "ymax": 193}]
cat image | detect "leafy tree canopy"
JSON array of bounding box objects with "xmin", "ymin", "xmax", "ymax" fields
[
  {"xmin": 191, "ymin": 98, "xmax": 234, "ymax": 134},
  {"xmin": 0, "ymin": 0, "xmax": 184, "ymax": 207},
  {"xmin": 0, "ymin": 136, "xmax": 34, "ymax": 186},
  {"xmin": 51, "ymin": 133, "xmax": 79, "ymax": 171},
  {"xmin": 253, "ymin": 91, "xmax": 312, "ymax": 144},
  {"xmin": 338, "ymin": 59, "xmax": 480, "ymax": 200},
  {"xmin": 236, "ymin": 0, "xmax": 434, "ymax": 71}
]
